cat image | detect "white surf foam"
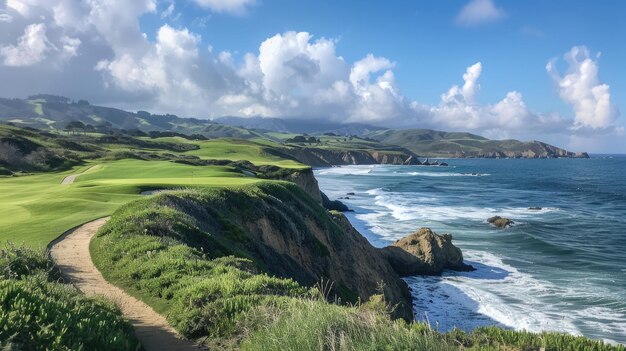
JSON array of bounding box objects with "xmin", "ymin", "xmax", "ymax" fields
[
  {"xmin": 315, "ymin": 165, "xmax": 376, "ymax": 176},
  {"xmin": 405, "ymin": 171, "xmax": 490, "ymax": 177},
  {"xmin": 408, "ymin": 250, "xmax": 583, "ymax": 335}
]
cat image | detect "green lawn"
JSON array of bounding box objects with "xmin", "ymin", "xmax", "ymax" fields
[{"xmin": 0, "ymin": 159, "xmax": 263, "ymax": 247}]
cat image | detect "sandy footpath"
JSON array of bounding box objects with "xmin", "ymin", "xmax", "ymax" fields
[
  {"xmin": 50, "ymin": 217, "xmax": 199, "ymax": 351},
  {"xmin": 60, "ymin": 165, "xmax": 99, "ymax": 185}
]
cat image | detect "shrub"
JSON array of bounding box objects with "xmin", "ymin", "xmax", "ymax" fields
[
  {"xmin": 0, "ymin": 245, "xmax": 140, "ymax": 350},
  {"xmin": 0, "ymin": 277, "xmax": 140, "ymax": 350}
]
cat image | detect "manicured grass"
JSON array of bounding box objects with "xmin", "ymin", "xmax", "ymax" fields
[
  {"xmin": 186, "ymin": 139, "xmax": 304, "ymax": 168},
  {"xmin": 0, "ymin": 159, "xmax": 262, "ymax": 247}
]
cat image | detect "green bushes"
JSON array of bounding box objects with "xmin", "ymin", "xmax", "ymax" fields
[
  {"xmin": 0, "ymin": 245, "xmax": 140, "ymax": 350},
  {"xmin": 0, "ymin": 244, "xmax": 58, "ymax": 280}
]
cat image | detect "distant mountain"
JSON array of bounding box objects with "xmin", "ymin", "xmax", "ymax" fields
[
  {"xmin": 0, "ymin": 96, "xmax": 588, "ymax": 158},
  {"xmin": 215, "ymin": 116, "xmax": 384, "ymax": 135},
  {"xmin": 0, "ymin": 96, "xmax": 261, "ymax": 139},
  {"xmin": 366, "ymin": 129, "xmax": 589, "ymax": 158}
]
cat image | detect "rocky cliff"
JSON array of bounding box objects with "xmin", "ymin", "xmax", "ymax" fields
[
  {"xmin": 279, "ymin": 147, "xmax": 421, "ymax": 167},
  {"xmin": 142, "ymin": 182, "xmax": 414, "ymax": 320},
  {"xmin": 452, "ymin": 141, "xmax": 590, "ymax": 159}
]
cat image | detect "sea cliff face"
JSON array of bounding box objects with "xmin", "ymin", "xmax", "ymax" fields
[
  {"xmin": 450, "ymin": 141, "xmax": 590, "ymax": 159},
  {"xmin": 124, "ymin": 182, "xmax": 415, "ymax": 320},
  {"xmin": 280, "ymin": 147, "xmax": 420, "ymax": 167}
]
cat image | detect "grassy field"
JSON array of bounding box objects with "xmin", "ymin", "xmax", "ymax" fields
[
  {"xmin": 0, "ymin": 160, "xmax": 266, "ymax": 247},
  {"xmin": 0, "ymin": 122, "xmax": 312, "ymax": 247}
]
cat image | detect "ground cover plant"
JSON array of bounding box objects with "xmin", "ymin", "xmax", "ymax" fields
[{"xmin": 0, "ymin": 244, "xmax": 140, "ymax": 350}]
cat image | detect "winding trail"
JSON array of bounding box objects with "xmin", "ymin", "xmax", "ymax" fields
[
  {"xmin": 50, "ymin": 218, "xmax": 199, "ymax": 351},
  {"xmin": 61, "ymin": 165, "xmax": 99, "ymax": 185}
]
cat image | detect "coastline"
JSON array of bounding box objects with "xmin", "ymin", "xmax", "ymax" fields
[{"xmin": 314, "ymin": 161, "xmax": 626, "ymax": 345}]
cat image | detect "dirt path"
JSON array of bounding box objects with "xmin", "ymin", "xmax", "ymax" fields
[
  {"xmin": 61, "ymin": 165, "xmax": 99, "ymax": 185},
  {"xmin": 50, "ymin": 218, "xmax": 199, "ymax": 351}
]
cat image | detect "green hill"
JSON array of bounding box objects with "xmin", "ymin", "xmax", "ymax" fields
[
  {"xmin": 366, "ymin": 129, "xmax": 589, "ymax": 158},
  {"xmin": 0, "ymin": 95, "xmax": 261, "ymax": 139}
]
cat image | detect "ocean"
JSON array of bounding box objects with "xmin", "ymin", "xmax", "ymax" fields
[{"xmin": 314, "ymin": 156, "xmax": 626, "ymax": 344}]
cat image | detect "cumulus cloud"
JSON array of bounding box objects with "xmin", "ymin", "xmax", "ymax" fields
[
  {"xmin": 1, "ymin": 23, "xmax": 50, "ymax": 66},
  {"xmin": 0, "ymin": 1, "xmax": 621, "ymax": 145},
  {"xmin": 456, "ymin": 0, "xmax": 506, "ymax": 26},
  {"xmin": 428, "ymin": 62, "xmax": 568, "ymax": 135},
  {"xmin": 547, "ymin": 46, "xmax": 620, "ymax": 130},
  {"xmin": 193, "ymin": 0, "xmax": 255, "ymax": 14}
]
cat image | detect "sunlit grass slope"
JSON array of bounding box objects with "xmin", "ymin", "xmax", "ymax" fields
[{"xmin": 0, "ymin": 160, "xmax": 263, "ymax": 247}]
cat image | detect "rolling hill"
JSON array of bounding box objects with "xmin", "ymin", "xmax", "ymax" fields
[
  {"xmin": 0, "ymin": 95, "xmax": 261, "ymax": 139},
  {"xmin": 0, "ymin": 95, "xmax": 588, "ymax": 159},
  {"xmin": 366, "ymin": 129, "xmax": 589, "ymax": 158}
]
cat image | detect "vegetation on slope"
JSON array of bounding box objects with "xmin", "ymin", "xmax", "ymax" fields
[
  {"xmin": 90, "ymin": 186, "xmax": 623, "ymax": 350},
  {"xmin": 0, "ymin": 96, "xmax": 259, "ymax": 139},
  {"xmin": 0, "ymin": 244, "xmax": 139, "ymax": 350}
]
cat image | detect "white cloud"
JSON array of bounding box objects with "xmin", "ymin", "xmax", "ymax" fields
[
  {"xmin": 0, "ymin": 13, "xmax": 12, "ymax": 22},
  {"xmin": 0, "ymin": 1, "xmax": 621, "ymax": 145},
  {"xmin": 430, "ymin": 62, "xmax": 566, "ymax": 132},
  {"xmin": 547, "ymin": 46, "xmax": 619, "ymax": 130},
  {"xmin": 193, "ymin": 0, "xmax": 255, "ymax": 14},
  {"xmin": 456, "ymin": 0, "xmax": 506, "ymax": 26},
  {"xmin": 61, "ymin": 35, "xmax": 79, "ymax": 53},
  {"xmin": 161, "ymin": 2, "xmax": 175, "ymax": 19},
  {"xmin": 1, "ymin": 23, "xmax": 50, "ymax": 66}
]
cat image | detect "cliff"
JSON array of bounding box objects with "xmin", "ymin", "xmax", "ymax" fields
[
  {"xmin": 451, "ymin": 141, "xmax": 590, "ymax": 159},
  {"xmin": 279, "ymin": 147, "xmax": 421, "ymax": 167},
  {"xmin": 105, "ymin": 182, "xmax": 414, "ymax": 320},
  {"xmin": 366, "ymin": 129, "xmax": 590, "ymax": 159}
]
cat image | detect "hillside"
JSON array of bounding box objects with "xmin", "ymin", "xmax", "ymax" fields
[
  {"xmin": 366, "ymin": 129, "xmax": 589, "ymax": 158},
  {"xmin": 0, "ymin": 96, "xmax": 588, "ymax": 159},
  {"xmin": 0, "ymin": 95, "xmax": 260, "ymax": 139},
  {"xmin": 0, "ymin": 124, "xmax": 621, "ymax": 350},
  {"xmin": 216, "ymin": 116, "xmax": 384, "ymax": 135}
]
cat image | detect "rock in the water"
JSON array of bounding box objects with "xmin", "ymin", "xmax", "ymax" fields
[
  {"xmin": 528, "ymin": 207, "xmax": 542, "ymax": 211},
  {"xmin": 347, "ymin": 192, "xmax": 356, "ymax": 196},
  {"xmin": 403, "ymin": 155, "xmax": 422, "ymax": 165},
  {"xmin": 379, "ymin": 227, "xmax": 474, "ymax": 276},
  {"xmin": 487, "ymin": 216, "xmax": 514, "ymax": 228},
  {"xmin": 439, "ymin": 162, "xmax": 449, "ymax": 167},
  {"xmin": 321, "ymin": 191, "xmax": 350, "ymax": 212}
]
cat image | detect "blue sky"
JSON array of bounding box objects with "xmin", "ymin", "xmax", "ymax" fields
[
  {"xmin": 0, "ymin": 0, "xmax": 624, "ymax": 152},
  {"xmin": 138, "ymin": 0, "xmax": 626, "ymax": 116}
]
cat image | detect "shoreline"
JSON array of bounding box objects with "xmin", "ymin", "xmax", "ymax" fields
[{"xmin": 313, "ymin": 163, "xmax": 626, "ymax": 345}]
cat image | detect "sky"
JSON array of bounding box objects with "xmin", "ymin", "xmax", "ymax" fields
[{"xmin": 0, "ymin": 0, "xmax": 624, "ymax": 153}]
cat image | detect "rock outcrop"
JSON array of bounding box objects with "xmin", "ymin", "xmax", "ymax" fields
[
  {"xmin": 487, "ymin": 216, "xmax": 514, "ymax": 228},
  {"xmin": 280, "ymin": 147, "xmax": 421, "ymax": 167},
  {"xmin": 379, "ymin": 228, "xmax": 474, "ymax": 276},
  {"xmin": 451, "ymin": 142, "xmax": 590, "ymax": 159},
  {"xmin": 321, "ymin": 192, "xmax": 350, "ymax": 212}
]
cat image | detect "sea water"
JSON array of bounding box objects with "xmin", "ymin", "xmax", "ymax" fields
[{"xmin": 314, "ymin": 156, "xmax": 626, "ymax": 344}]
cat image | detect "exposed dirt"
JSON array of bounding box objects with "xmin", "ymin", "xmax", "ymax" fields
[
  {"xmin": 60, "ymin": 165, "xmax": 99, "ymax": 185},
  {"xmin": 50, "ymin": 217, "xmax": 199, "ymax": 351}
]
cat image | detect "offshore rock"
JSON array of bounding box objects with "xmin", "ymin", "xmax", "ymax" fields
[
  {"xmin": 487, "ymin": 216, "xmax": 514, "ymax": 228},
  {"xmin": 380, "ymin": 228, "xmax": 474, "ymax": 276}
]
